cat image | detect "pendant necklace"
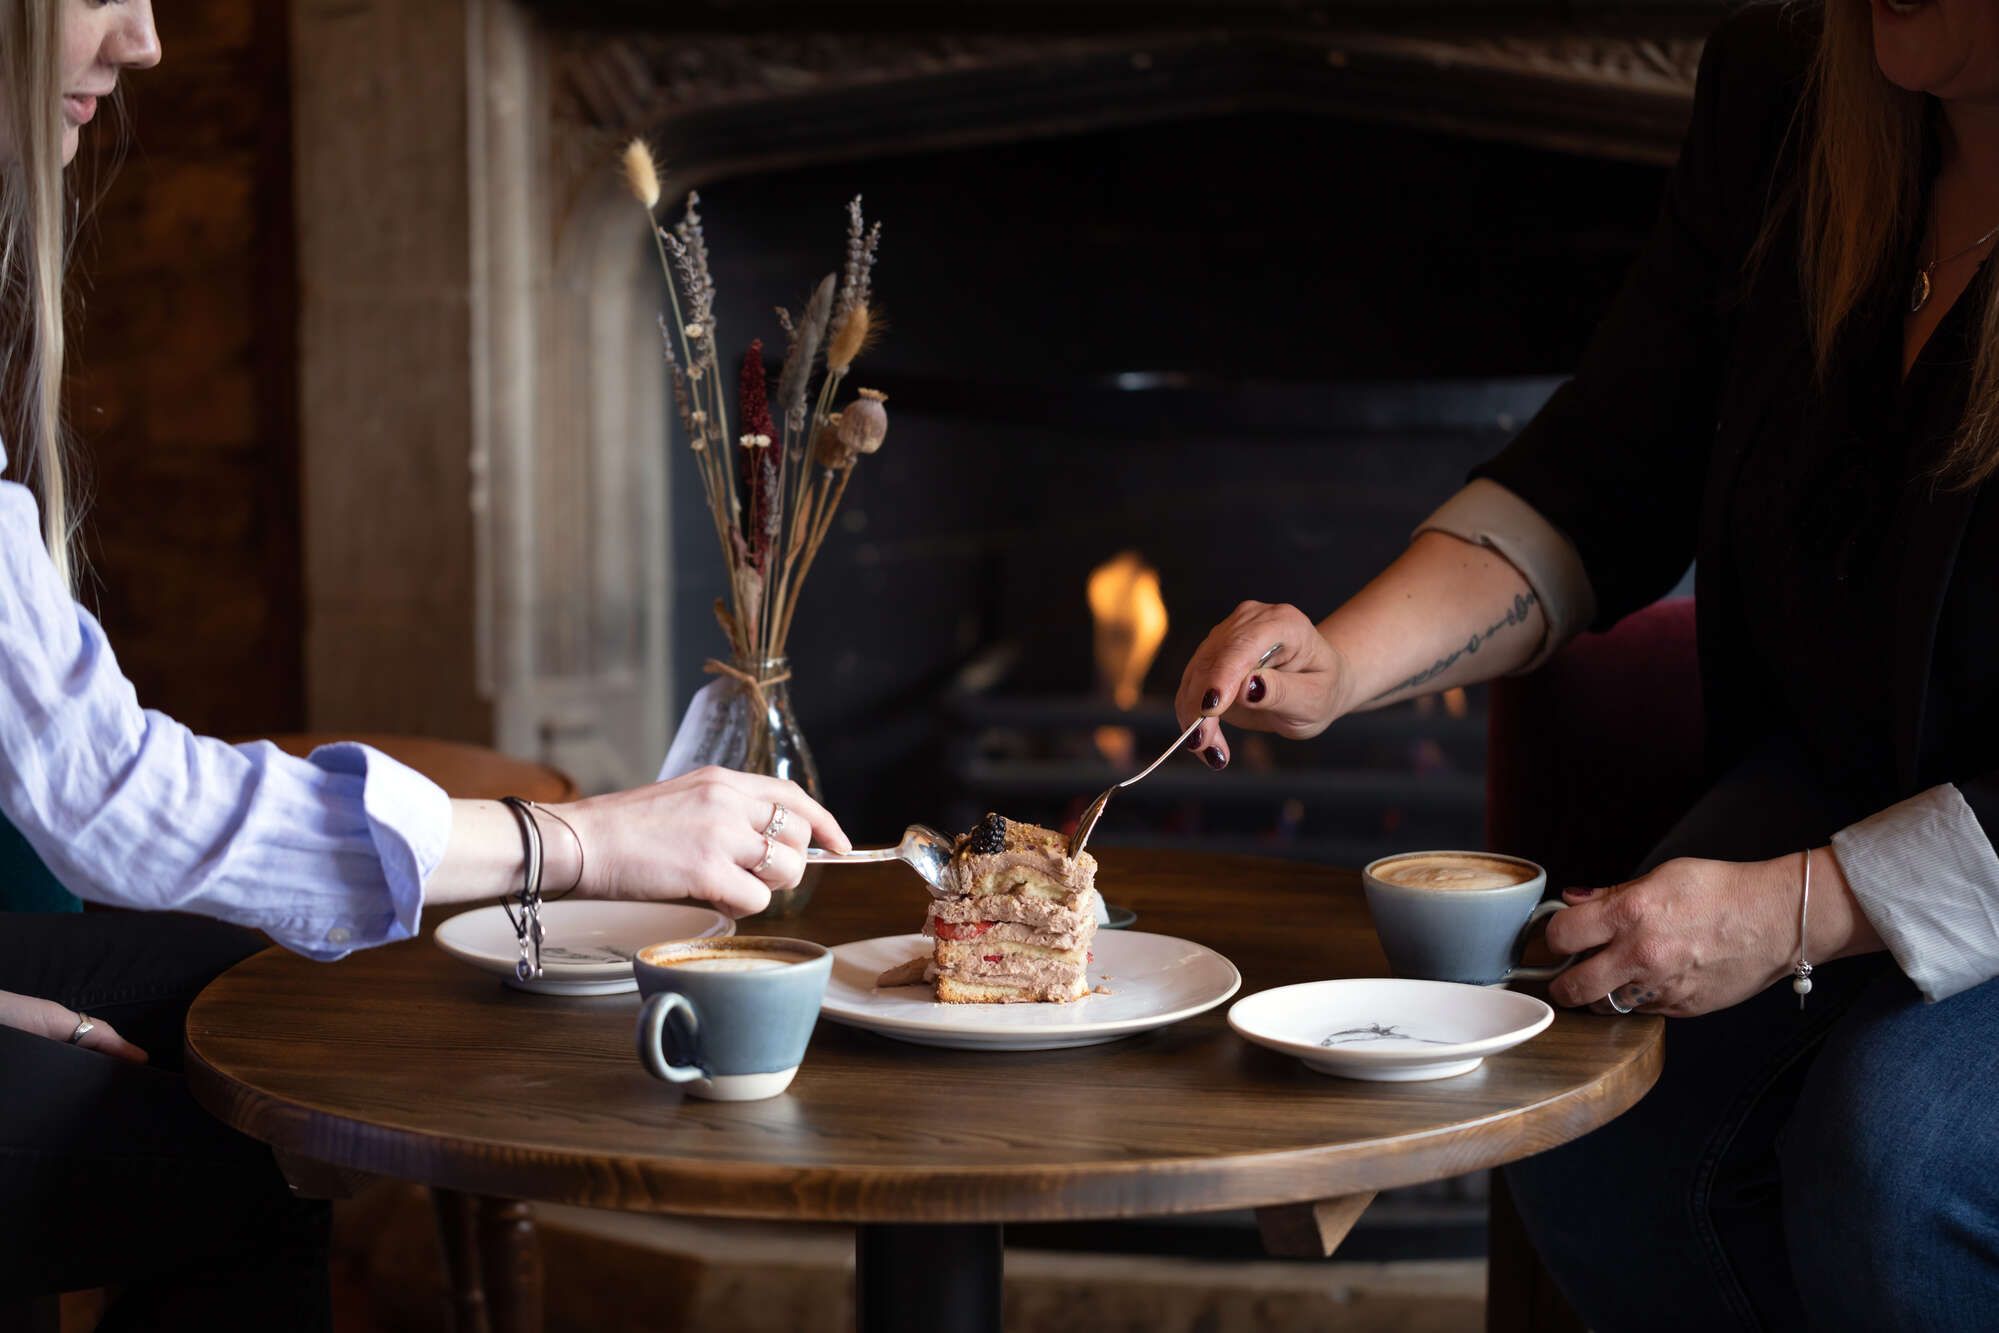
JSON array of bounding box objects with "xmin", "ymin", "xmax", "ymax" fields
[{"xmin": 1910, "ymin": 211, "xmax": 1999, "ymax": 313}]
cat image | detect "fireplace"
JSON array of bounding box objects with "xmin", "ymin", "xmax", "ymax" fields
[
  {"xmin": 289, "ymin": 0, "xmax": 1720, "ymax": 807},
  {"xmin": 664, "ymin": 107, "xmax": 1669, "ymax": 854}
]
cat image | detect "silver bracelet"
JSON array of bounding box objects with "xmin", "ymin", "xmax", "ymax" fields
[
  {"xmin": 1792, "ymin": 849, "xmax": 1815, "ymax": 1009},
  {"xmin": 499, "ymin": 796, "xmax": 546, "ymax": 981}
]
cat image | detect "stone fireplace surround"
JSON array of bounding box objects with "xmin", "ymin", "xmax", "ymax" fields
[{"xmin": 290, "ymin": 0, "xmax": 1725, "ymax": 791}]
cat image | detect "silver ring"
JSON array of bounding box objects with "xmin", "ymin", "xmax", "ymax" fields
[
  {"xmin": 68, "ymin": 1013, "xmax": 95, "ymax": 1045},
  {"xmin": 751, "ymin": 833, "xmax": 777, "ymax": 877},
  {"xmin": 761, "ymin": 803, "xmax": 789, "ymax": 840},
  {"xmin": 1256, "ymin": 642, "xmax": 1284, "ymax": 669},
  {"xmin": 1605, "ymin": 990, "xmax": 1633, "ymax": 1015}
]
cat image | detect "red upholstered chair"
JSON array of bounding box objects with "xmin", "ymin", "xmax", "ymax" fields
[
  {"xmin": 1481, "ymin": 595, "xmax": 1702, "ymax": 1332},
  {"xmin": 1486, "ymin": 596, "xmax": 1704, "ymax": 893}
]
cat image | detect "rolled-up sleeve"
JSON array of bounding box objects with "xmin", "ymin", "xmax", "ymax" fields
[
  {"xmin": 1832, "ymin": 786, "xmax": 1999, "ymax": 1003},
  {"xmin": 0, "ymin": 461, "xmax": 452, "ymax": 960},
  {"xmin": 1416, "ymin": 478, "xmax": 1599, "ymax": 672}
]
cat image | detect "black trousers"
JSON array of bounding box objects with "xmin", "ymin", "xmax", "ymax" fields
[{"xmin": 0, "ymin": 912, "xmax": 331, "ymax": 1332}]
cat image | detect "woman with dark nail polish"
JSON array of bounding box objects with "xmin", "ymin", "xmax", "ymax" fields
[{"xmin": 1165, "ymin": 8, "xmax": 1999, "ymax": 1327}]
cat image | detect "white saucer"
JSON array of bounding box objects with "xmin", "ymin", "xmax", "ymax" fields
[
  {"xmin": 820, "ymin": 932, "xmax": 1240, "ymax": 1052},
  {"xmin": 434, "ymin": 900, "xmax": 734, "ymax": 995},
  {"xmin": 1228, "ymin": 977, "xmax": 1553, "ymax": 1081}
]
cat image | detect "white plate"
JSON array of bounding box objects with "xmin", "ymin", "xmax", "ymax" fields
[
  {"xmin": 1228, "ymin": 977, "xmax": 1553, "ymax": 1081},
  {"xmin": 434, "ymin": 900, "xmax": 734, "ymax": 995},
  {"xmin": 820, "ymin": 932, "xmax": 1241, "ymax": 1051}
]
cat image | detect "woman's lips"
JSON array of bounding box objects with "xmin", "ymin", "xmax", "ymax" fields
[
  {"xmin": 1877, "ymin": 0, "xmax": 1933, "ymax": 14},
  {"xmin": 62, "ymin": 94, "xmax": 97, "ymax": 126}
]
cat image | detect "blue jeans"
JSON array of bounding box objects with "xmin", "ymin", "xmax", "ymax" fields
[{"xmin": 1506, "ymin": 740, "xmax": 1999, "ymax": 1331}]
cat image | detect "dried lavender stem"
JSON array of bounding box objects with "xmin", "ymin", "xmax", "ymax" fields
[
  {"xmin": 774, "ymin": 465, "xmax": 852, "ymax": 653},
  {"xmin": 767, "ymin": 467, "xmax": 825, "ymax": 654},
  {"xmin": 790, "ymin": 368, "xmax": 846, "ymax": 541},
  {"xmin": 652, "ymin": 228, "xmax": 753, "ymax": 652}
]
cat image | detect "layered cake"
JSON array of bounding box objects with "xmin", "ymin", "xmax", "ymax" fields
[{"xmin": 879, "ymin": 813, "xmax": 1100, "ymax": 1003}]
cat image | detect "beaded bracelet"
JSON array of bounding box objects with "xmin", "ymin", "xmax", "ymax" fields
[{"xmin": 499, "ymin": 796, "xmax": 545, "ymax": 981}]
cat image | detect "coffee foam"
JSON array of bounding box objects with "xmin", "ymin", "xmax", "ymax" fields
[
  {"xmin": 1372, "ymin": 853, "xmax": 1537, "ymax": 892},
  {"xmin": 639, "ymin": 943, "xmax": 814, "ymax": 971},
  {"xmin": 671, "ymin": 957, "xmax": 794, "ymax": 973}
]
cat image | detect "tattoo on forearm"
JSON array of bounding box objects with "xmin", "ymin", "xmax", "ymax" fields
[{"xmin": 1368, "ymin": 591, "xmax": 1540, "ymax": 704}]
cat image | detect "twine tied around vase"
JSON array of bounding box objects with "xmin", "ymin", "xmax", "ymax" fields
[{"xmin": 702, "ymin": 657, "xmax": 793, "ymax": 724}]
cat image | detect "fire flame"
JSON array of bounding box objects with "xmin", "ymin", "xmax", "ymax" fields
[{"xmin": 1088, "ymin": 551, "xmax": 1168, "ymax": 711}]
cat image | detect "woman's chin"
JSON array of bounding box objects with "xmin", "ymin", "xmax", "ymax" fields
[
  {"xmin": 1872, "ymin": 0, "xmax": 1986, "ymax": 94},
  {"xmin": 60, "ymin": 125, "xmax": 78, "ymax": 167}
]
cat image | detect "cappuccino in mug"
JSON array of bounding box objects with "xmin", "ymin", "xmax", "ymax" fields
[
  {"xmin": 1362, "ymin": 851, "xmax": 1573, "ymax": 986},
  {"xmin": 632, "ymin": 937, "xmax": 833, "ymax": 1101},
  {"xmin": 1370, "ymin": 853, "xmax": 1539, "ymax": 892}
]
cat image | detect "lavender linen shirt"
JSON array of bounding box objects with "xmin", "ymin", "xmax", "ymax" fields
[{"xmin": 0, "ymin": 449, "xmax": 453, "ymax": 960}]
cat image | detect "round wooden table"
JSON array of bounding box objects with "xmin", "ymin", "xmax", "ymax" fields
[{"xmin": 185, "ymin": 850, "xmax": 1661, "ymax": 1333}]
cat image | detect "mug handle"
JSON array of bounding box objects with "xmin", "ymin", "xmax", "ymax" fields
[
  {"xmin": 636, "ymin": 992, "xmax": 705, "ymax": 1085},
  {"xmin": 1504, "ymin": 900, "xmax": 1577, "ymax": 982}
]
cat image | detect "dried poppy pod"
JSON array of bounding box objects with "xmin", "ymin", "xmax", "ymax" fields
[
  {"xmin": 839, "ymin": 388, "xmax": 889, "ymax": 455},
  {"xmin": 812, "ymin": 412, "xmax": 854, "ymax": 470}
]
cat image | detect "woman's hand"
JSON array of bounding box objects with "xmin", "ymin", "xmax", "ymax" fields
[
  {"xmin": 1174, "ymin": 602, "xmax": 1350, "ymax": 766},
  {"xmin": 559, "ymin": 767, "xmax": 851, "ymax": 919},
  {"xmin": 0, "ymin": 989, "xmax": 148, "ymax": 1062},
  {"xmin": 1543, "ymin": 850, "xmax": 1880, "ymax": 1017}
]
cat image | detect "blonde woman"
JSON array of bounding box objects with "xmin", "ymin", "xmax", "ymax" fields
[
  {"xmin": 1178, "ymin": 1, "xmax": 1998, "ymax": 1327},
  {"xmin": 0, "ymin": 2, "xmax": 850, "ymax": 1326}
]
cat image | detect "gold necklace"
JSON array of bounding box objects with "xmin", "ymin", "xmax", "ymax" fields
[{"xmin": 1910, "ymin": 212, "xmax": 1999, "ymax": 313}]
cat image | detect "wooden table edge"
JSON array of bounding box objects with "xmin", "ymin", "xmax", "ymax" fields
[{"xmin": 185, "ymin": 1016, "xmax": 1663, "ymax": 1224}]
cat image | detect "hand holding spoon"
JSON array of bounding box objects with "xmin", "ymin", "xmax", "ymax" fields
[{"xmin": 807, "ymin": 824, "xmax": 957, "ymax": 898}]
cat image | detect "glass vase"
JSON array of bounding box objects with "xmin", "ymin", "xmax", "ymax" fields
[{"xmin": 662, "ymin": 655, "xmax": 822, "ymax": 918}]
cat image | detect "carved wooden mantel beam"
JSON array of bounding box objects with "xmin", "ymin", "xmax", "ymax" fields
[{"xmin": 549, "ymin": 21, "xmax": 1710, "ymax": 201}]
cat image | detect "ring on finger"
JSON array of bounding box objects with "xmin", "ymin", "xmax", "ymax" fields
[
  {"xmin": 761, "ymin": 803, "xmax": 789, "ymax": 840},
  {"xmin": 751, "ymin": 833, "xmax": 778, "ymax": 877},
  {"xmin": 1605, "ymin": 989, "xmax": 1633, "ymax": 1014}
]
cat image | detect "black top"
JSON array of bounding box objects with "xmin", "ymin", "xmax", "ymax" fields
[{"xmin": 1477, "ymin": 2, "xmax": 1999, "ymax": 842}]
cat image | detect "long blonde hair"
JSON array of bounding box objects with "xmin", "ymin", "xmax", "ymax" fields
[
  {"xmin": 0, "ymin": 0, "xmax": 73, "ymax": 590},
  {"xmin": 1797, "ymin": 0, "xmax": 1999, "ymax": 486}
]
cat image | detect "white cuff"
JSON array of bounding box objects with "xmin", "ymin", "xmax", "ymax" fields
[
  {"xmin": 1414, "ymin": 479, "xmax": 1597, "ymax": 673},
  {"xmin": 1832, "ymin": 784, "xmax": 1999, "ymax": 1003}
]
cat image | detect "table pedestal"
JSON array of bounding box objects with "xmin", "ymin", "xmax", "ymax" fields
[{"xmin": 855, "ymin": 1222, "xmax": 1002, "ymax": 1333}]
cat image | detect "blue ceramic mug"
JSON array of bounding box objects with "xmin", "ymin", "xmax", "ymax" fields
[
  {"xmin": 633, "ymin": 936, "xmax": 832, "ymax": 1101},
  {"xmin": 1361, "ymin": 851, "xmax": 1575, "ymax": 986}
]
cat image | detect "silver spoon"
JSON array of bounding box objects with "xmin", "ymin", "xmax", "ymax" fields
[
  {"xmin": 1068, "ymin": 642, "xmax": 1284, "ymax": 860},
  {"xmin": 807, "ymin": 823, "xmax": 957, "ymax": 898}
]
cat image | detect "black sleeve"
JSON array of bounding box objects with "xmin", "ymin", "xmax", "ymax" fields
[
  {"xmin": 1960, "ymin": 774, "xmax": 1999, "ymax": 849},
  {"xmin": 1473, "ymin": 3, "xmax": 1809, "ymax": 629}
]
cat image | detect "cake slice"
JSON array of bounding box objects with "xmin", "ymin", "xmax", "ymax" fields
[{"xmin": 929, "ymin": 813, "xmax": 1099, "ymax": 1003}]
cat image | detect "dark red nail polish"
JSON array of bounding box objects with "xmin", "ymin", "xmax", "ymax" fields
[
  {"xmin": 1203, "ymin": 746, "xmax": 1227, "ymax": 770},
  {"xmin": 1246, "ymin": 675, "xmax": 1266, "ymax": 704},
  {"xmin": 1202, "ymin": 689, "xmax": 1222, "ymax": 712},
  {"xmin": 1184, "ymin": 728, "xmax": 1205, "ymax": 752}
]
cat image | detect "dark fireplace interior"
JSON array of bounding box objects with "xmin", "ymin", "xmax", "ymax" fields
[{"xmin": 675, "ymin": 108, "xmax": 1670, "ymax": 866}]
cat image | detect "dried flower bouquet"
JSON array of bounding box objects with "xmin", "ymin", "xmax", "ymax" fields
[{"xmin": 623, "ymin": 140, "xmax": 887, "ymax": 773}]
